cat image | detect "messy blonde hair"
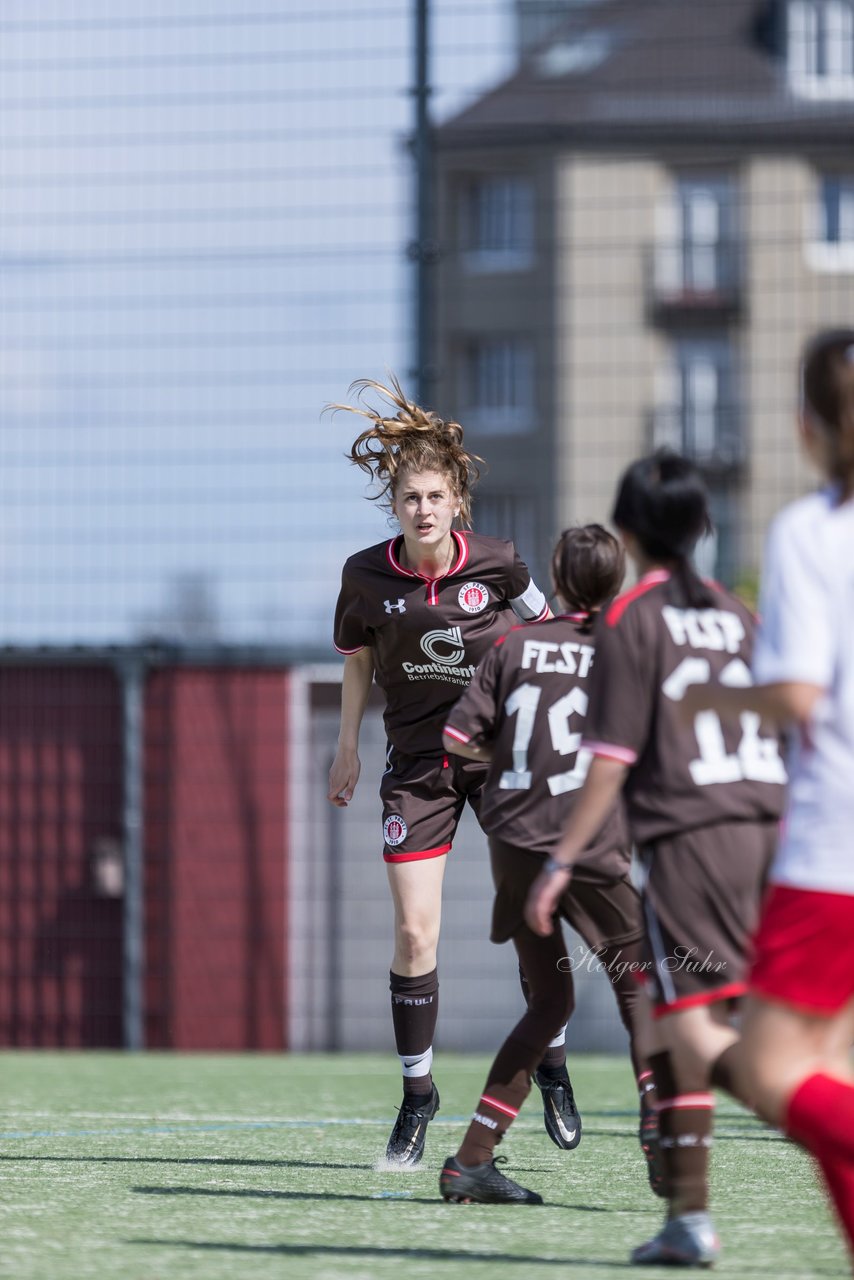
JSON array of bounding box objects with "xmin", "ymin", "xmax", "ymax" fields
[{"xmin": 329, "ymin": 375, "xmax": 482, "ymax": 526}]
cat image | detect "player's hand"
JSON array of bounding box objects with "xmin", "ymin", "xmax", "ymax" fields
[
  {"xmin": 328, "ymin": 748, "xmax": 361, "ymax": 807},
  {"xmin": 524, "ymin": 865, "xmax": 571, "ymax": 937}
]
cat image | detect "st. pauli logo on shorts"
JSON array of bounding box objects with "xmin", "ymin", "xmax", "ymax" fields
[
  {"xmin": 383, "ymin": 814, "xmax": 408, "ymax": 847},
  {"xmin": 458, "ymin": 581, "xmax": 489, "ymax": 613}
]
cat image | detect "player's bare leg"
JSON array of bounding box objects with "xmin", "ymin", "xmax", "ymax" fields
[
  {"xmin": 383, "ymin": 855, "xmax": 446, "ymax": 1166},
  {"xmin": 740, "ymin": 994, "xmax": 854, "ymax": 1123},
  {"xmin": 741, "ymin": 995, "xmax": 854, "ymax": 1254}
]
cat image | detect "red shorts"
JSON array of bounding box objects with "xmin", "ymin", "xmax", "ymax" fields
[{"xmin": 750, "ymin": 884, "xmax": 854, "ymax": 1015}]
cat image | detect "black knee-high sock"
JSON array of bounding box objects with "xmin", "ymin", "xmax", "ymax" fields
[
  {"xmin": 458, "ymin": 927, "xmax": 572, "ymax": 1167},
  {"xmin": 389, "ymin": 968, "xmax": 438, "ymax": 1098},
  {"xmin": 519, "ymin": 962, "xmax": 572, "ymax": 1077},
  {"xmin": 597, "ymin": 939, "xmax": 650, "ymax": 1084}
]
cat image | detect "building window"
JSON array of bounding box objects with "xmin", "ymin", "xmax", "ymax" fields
[
  {"xmin": 821, "ymin": 175, "xmax": 854, "ymax": 241},
  {"xmin": 474, "ymin": 492, "xmax": 538, "ymax": 567},
  {"xmin": 806, "ymin": 174, "xmax": 854, "ymax": 271},
  {"xmin": 461, "ymin": 338, "xmax": 535, "ymax": 434},
  {"xmin": 695, "ymin": 485, "xmax": 738, "ymax": 587},
  {"xmin": 461, "ymin": 176, "xmax": 534, "ymax": 272},
  {"xmin": 788, "ymin": 1, "xmax": 854, "ymax": 97},
  {"xmin": 654, "ymin": 176, "xmax": 738, "ymax": 299},
  {"xmin": 652, "ymin": 340, "xmax": 742, "ymax": 469},
  {"xmin": 827, "ymin": 0, "xmax": 854, "ymax": 74}
]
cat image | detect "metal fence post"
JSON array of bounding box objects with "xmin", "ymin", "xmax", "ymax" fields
[
  {"xmin": 327, "ymin": 773, "xmax": 343, "ymax": 1052},
  {"xmin": 118, "ymin": 653, "xmax": 145, "ymax": 1051},
  {"xmin": 411, "ymin": 0, "xmax": 435, "ymax": 406}
]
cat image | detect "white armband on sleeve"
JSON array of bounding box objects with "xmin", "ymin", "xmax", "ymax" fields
[{"xmin": 510, "ymin": 579, "xmax": 548, "ymax": 621}]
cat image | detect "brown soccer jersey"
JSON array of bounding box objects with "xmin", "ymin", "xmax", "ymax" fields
[
  {"xmin": 444, "ymin": 613, "xmax": 628, "ymax": 877},
  {"xmin": 583, "ymin": 570, "xmax": 787, "ymax": 845},
  {"xmin": 333, "ymin": 530, "xmax": 548, "ymax": 758}
]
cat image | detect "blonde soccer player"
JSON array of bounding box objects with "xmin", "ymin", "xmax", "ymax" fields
[{"xmin": 328, "ymin": 377, "xmax": 552, "ymax": 1167}]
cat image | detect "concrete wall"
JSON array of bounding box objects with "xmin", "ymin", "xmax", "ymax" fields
[
  {"xmin": 744, "ymin": 157, "xmax": 854, "ymax": 571},
  {"xmin": 556, "ymin": 154, "xmax": 664, "ymax": 533}
]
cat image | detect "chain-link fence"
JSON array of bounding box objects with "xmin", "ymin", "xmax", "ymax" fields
[{"xmin": 1, "ymin": 0, "xmax": 852, "ymax": 1052}]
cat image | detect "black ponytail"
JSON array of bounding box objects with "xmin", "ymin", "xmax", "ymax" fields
[
  {"xmin": 612, "ymin": 451, "xmax": 716, "ymax": 610},
  {"xmin": 668, "ymin": 558, "xmax": 716, "ymax": 610}
]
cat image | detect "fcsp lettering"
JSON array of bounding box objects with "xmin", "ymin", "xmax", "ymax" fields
[
  {"xmin": 662, "ymin": 606, "xmax": 745, "ymax": 654},
  {"xmin": 520, "ymin": 639, "xmax": 594, "ymax": 677}
]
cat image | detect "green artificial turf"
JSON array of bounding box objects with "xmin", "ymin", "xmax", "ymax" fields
[{"xmin": 0, "ymin": 1052, "xmax": 846, "ymax": 1280}]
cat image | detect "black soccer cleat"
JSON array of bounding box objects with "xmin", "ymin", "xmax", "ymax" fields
[
  {"xmin": 385, "ymin": 1084, "xmax": 440, "ymax": 1167},
  {"xmin": 440, "ymin": 1154, "xmax": 543, "ymax": 1204},
  {"xmin": 534, "ymin": 1068, "xmax": 582, "ymax": 1150},
  {"xmin": 639, "ymin": 1093, "xmax": 667, "ymax": 1198}
]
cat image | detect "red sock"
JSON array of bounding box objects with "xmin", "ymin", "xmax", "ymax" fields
[
  {"xmin": 812, "ymin": 1149, "xmax": 854, "ymax": 1255},
  {"xmin": 786, "ymin": 1074, "xmax": 854, "ymax": 1253}
]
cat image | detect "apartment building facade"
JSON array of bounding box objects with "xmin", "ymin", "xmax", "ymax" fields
[{"xmin": 435, "ymin": 0, "xmax": 854, "ymax": 587}]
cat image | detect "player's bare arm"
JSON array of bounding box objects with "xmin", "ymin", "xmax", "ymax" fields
[
  {"xmin": 524, "ymin": 755, "xmax": 627, "ymax": 937},
  {"xmin": 441, "ymin": 730, "xmax": 492, "ymax": 763},
  {"xmin": 681, "ymin": 679, "xmax": 824, "ymax": 728},
  {"xmin": 328, "ymin": 647, "xmax": 375, "ymax": 806}
]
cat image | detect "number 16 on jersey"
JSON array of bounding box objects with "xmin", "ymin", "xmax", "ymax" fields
[{"xmin": 664, "ymin": 656, "xmax": 786, "ymax": 786}]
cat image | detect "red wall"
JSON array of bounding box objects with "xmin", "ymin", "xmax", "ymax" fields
[
  {"xmin": 0, "ymin": 667, "xmax": 124, "ymax": 1047},
  {"xmin": 0, "ymin": 663, "xmax": 290, "ymax": 1050},
  {"xmin": 144, "ymin": 668, "xmax": 289, "ymax": 1050}
]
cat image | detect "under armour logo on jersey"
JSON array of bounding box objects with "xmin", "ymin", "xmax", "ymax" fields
[{"xmin": 384, "ymin": 598, "xmax": 406, "ymax": 614}]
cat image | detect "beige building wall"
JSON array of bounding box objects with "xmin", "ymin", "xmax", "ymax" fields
[
  {"xmin": 437, "ymin": 144, "xmax": 854, "ymax": 590},
  {"xmin": 745, "ymin": 157, "xmax": 854, "ymax": 572},
  {"xmin": 558, "ymin": 151, "xmax": 854, "ymax": 585},
  {"xmin": 434, "ymin": 149, "xmax": 559, "ymax": 581},
  {"xmin": 555, "ymin": 154, "xmax": 665, "ymax": 534}
]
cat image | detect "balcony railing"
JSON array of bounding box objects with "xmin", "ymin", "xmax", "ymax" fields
[
  {"xmin": 647, "ymin": 405, "xmax": 745, "ymax": 473},
  {"xmin": 645, "ymin": 241, "xmax": 743, "ymax": 322}
]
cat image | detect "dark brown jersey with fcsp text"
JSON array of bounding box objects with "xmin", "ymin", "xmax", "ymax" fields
[
  {"xmin": 443, "ymin": 613, "xmax": 629, "ymax": 877},
  {"xmin": 333, "ymin": 530, "xmax": 548, "ymax": 757},
  {"xmin": 582, "ymin": 570, "xmax": 787, "ymax": 845}
]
